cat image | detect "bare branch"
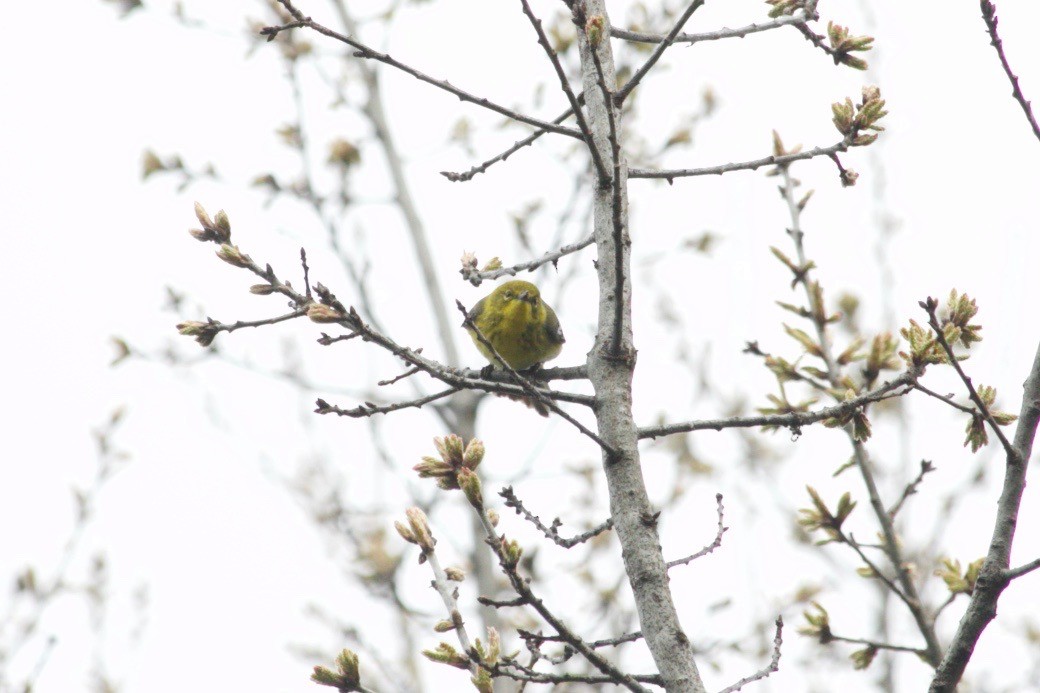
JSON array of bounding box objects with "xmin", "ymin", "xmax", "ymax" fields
[
  {"xmin": 616, "ymin": 0, "xmax": 708, "ymax": 103},
  {"xmin": 921, "ymin": 299, "xmax": 1016, "ymax": 459},
  {"xmin": 667, "ymin": 493, "xmax": 727, "ymax": 568},
  {"xmin": 611, "ymin": 12, "xmax": 807, "ymax": 45},
  {"xmin": 461, "ymin": 233, "xmax": 595, "ymax": 286},
  {"xmin": 980, "ymin": 0, "xmax": 1040, "ymax": 143},
  {"xmin": 499, "ymin": 486, "xmax": 614, "ymax": 548},
  {"xmin": 441, "ymin": 101, "xmax": 582, "ymax": 182},
  {"xmin": 629, "ymin": 137, "xmax": 851, "ymax": 181},
  {"xmin": 930, "ymin": 339, "xmax": 1040, "ymax": 691},
  {"xmin": 263, "ymin": 1, "xmax": 583, "ymax": 140},
  {"xmin": 316, "ymin": 388, "xmax": 460, "ymax": 418},
  {"xmin": 1006, "ymin": 556, "xmax": 1040, "ymax": 581},
  {"xmin": 518, "ymin": 0, "xmax": 610, "ymax": 183},
  {"xmin": 715, "ymin": 617, "xmax": 783, "ymax": 693},
  {"xmin": 888, "ymin": 459, "xmax": 936, "ymax": 519},
  {"xmin": 639, "ymin": 371, "xmax": 915, "ymax": 439}
]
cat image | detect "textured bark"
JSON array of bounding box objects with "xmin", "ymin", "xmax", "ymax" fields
[{"xmin": 577, "ymin": 2, "xmax": 705, "ymax": 690}]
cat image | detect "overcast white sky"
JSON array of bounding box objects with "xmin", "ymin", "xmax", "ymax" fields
[{"xmin": 3, "ymin": 1, "xmax": 1040, "ymax": 691}]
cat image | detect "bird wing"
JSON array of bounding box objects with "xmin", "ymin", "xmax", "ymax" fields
[
  {"xmin": 465, "ymin": 296, "xmax": 487, "ymax": 326},
  {"xmin": 544, "ymin": 304, "xmax": 565, "ymax": 345}
]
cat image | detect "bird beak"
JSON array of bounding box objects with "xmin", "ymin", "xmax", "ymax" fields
[{"xmin": 518, "ymin": 290, "xmax": 532, "ymax": 303}]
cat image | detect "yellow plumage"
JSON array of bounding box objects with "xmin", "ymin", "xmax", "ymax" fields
[{"xmin": 465, "ymin": 280, "xmax": 565, "ymax": 371}]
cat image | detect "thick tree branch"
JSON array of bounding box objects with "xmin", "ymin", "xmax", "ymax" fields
[
  {"xmin": 930, "ymin": 339, "xmax": 1040, "ymax": 691},
  {"xmin": 578, "ymin": 1, "xmax": 706, "ymax": 689}
]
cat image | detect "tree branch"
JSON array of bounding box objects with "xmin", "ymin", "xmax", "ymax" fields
[
  {"xmin": 930, "ymin": 339, "xmax": 1040, "ymax": 691},
  {"xmin": 616, "ymin": 0, "xmax": 707, "ymax": 103},
  {"xmin": 979, "ymin": 0, "xmax": 1040, "ymax": 143},
  {"xmin": 639, "ymin": 370, "xmax": 915, "ymax": 439},
  {"xmin": 262, "ymin": 1, "xmax": 583, "ymax": 141},
  {"xmin": 629, "ymin": 137, "xmax": 851, "ymax": 181},
  {"xmin": 460, "ymin": 233, "xmax": 595, "ymax": 286}
]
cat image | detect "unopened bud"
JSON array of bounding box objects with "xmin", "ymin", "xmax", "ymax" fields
[
  {"xmin": 434, "ymin": 619, "xmax": 456, "ymax": 633},
  {"xmin": 194, "ymin": 201, "xmax": 213, "ymax": 229},
  {"xmin": 458, "ymin": 468, "xmax": 483, "ymax": 509},
  {"xmin": 394, "ymin": 520, "xmax": 417, "ymax": 545},
  {"xmin": 406, "ymin": 507, "xmax": 435, "ymax": 552},
  {"xmin": 307, "ymin": 304, "xmax": 345, "ymax": 323},
  {"xmin": 215, "ymin": 243, "xmax": 252, "ymax": 268},
  {"xmin": 444, "ymin": 566, "xmax": 465, "ymax": 582},
  {"xmin": 212, "ymin": 210, "xmax": 231, "ymax": 242},
  {"xmin": 463, "ymin": 439, "xmax": 485, "ymax": 470},
  {"xmin": 586, "ymin": 15, "xmax": 605, "ymax": 47},
  {"xmin": 249, "ymin": 284, "xmax": 277, "ymax": 295}
]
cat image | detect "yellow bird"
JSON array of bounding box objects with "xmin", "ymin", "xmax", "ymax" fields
[
  {"xmin": 465, "ymin": 280, "xmax": 565, "ymax": 370},
  {"xmin": 465, "ymin": 280, "xmax": 565, "ymax": 414}
]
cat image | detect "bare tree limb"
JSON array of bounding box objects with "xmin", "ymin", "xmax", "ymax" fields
[
  {"xmin": 461, "ymin": 233, "xmax": 595, "ymax": 286},
  {"xmin": 980, "ymin": 0, "xmax": 1040, "ymax": 143},
  {"xmin": 263, "ymin": 1, "xmax": 583, "ymax": 141},
  {"xmin": 715, "ymin": 617, "xmax": 783, "ymax": 693},
  {"xmin": 517, "ymin": 0, "xmax": 610, "ymax": 183},
  {"xmin": 616, "ymin": 0, "xmax": 707, "ymax": 103},
  {"xmin": 930, "ymin": 339, "xmax": 1040, "ymax": 691},
  {"xmin": 666, "ymin": 493, "xmax": 727, "ymax": 568},
  {"xmin": 639, "ymin": 370, "xmax": 915, "ymax": 439},
  {"xmin": 611, "ymin": 12, "xmax": 808, "ymax": 45},
  {"xmin": 629, "ymin": 137, "xmax": 851, "ymax": 181}
]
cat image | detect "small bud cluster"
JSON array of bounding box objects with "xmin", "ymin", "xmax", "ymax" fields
[
  {"xmin": 832, "ymin": 86, "xmax": 887, "ymax": 146},
  {"xmin": 414, "ymin": 435, "xmax": 486, "ymax": 504},
  {"xmin": 188, "ymin": 202, "xmax": 232, "ymax": 244},
  {"xmin": 826, "ymin": 22, "xmax": 874, "ymax": 70},
  {"xmin": 311, "ymin": 648, "xmax": 362, "ymax": 691}
]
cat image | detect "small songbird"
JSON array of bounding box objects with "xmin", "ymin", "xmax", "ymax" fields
[{"xmin": 465, "ymin": 280, "xmax": 565, "ymax": 414}]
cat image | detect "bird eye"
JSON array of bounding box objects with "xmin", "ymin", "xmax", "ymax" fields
[{"xmin": 504, "ymin": 291, "xmax": 513, "ymax": 298}]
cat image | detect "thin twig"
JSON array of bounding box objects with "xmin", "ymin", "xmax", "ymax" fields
[
  {"xmin": 913, "ymin": 383, "xmax": 976, "ymax": 414},
  {"xmin": 629, "ymin": 137, "xmax": 851, "ymax": 181},
  {"xmin": 980, "ymin": 0, "xmax": 1040, "ymax": 143},
  {"xmin": 611, "ymin": 12, "xmax": 807, "ymax": 45},
  {"xmin": 461, "ymin": 233, "xmax": 595, "ymax": 286},
  {"xmin": 638, "ymin": 370, "xmax": 915, "ymax": 439},
  {"xmin": 263, "ymin": 1, "xmax": 583, "ymax": 140},
  {"xmin": 776, "ymin": 165, "xmax": 944, "ymax": 665},
  {"xmin": 616, "ymin": 0, "xmax": 708, "ymax": 103},
  {"xmin": 518, "ymin": 0, "xmax": 610, "ymax": 183},
  {"xmin": 316, "ymin": 388, "xmax": 460, "ymax": 417},
  {"xmin": 829, "ymin": 633, "xmax": 926, "ymax": 656},
  {"xmin": 922, "ymin": 299, "xmax": 1017, "ymax": 459},
  {"xmin": 441, "ymin": 101, "xmax": 583, "ymax": 182},
  {"xmin": 666, "ymin": 493, "xmax": 727, "ymax": 568},
  {"xmin": 1006, "ymin": 556, "xmax": 1040, "ymax": 581},
  {"xmin": 471, "ymin": 509, "xmax": 650, "ymax": 692},
  {"xmin": 888, "ymin": 460, "xmax": 936, "ymax": 519},
  {"xmin": 499, "ymin": 486, "xmax": 613, "ymax": 548},
  {"xmin": 715, "ymin": 617, "xmax": 784, "ymax": 693}
]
